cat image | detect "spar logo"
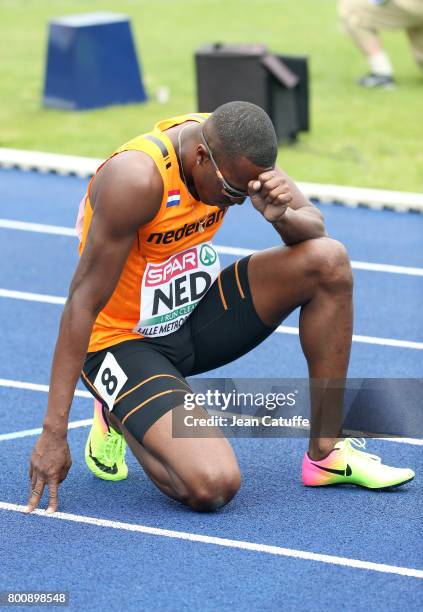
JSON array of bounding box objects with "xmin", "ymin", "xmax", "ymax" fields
[
  {"xmin": 137, "ymin": 243, "xmax": 220, "ymax": 335},
  {"xmin": 145, "ymin": 248, "xmax": 198, "ymax": 287},
  {"xmin": 200, "ymin": 244, "xmax": 217, "ymax": 266}
]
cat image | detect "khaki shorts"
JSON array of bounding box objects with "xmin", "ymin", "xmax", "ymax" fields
[{"xmin": 339, "ymin": 0, "xmax": 423, "ymax": 66}]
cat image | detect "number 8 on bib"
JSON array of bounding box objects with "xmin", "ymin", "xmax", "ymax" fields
[{"xmin": 93, "ymin": 352, "xmax": 128, "ymax": 411}]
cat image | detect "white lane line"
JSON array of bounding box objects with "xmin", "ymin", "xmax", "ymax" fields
[
  {"xmin": 378, "ymin": 437, "xmax": 423, "ymax": 446},
  {"xmin": 0, "ymin": 501, "xmax": 421, "ymax": 579},
  {"xmin": 0, "ymin": 288, "xmax": 66, "ymax": 305},
  {"xmin": 348, "ymin": 261, "xmax": 423, "ymax": 276},
  {"xmin": 277, "ymin": 325, "xmax": 423, "ymax": 350},
  {"xmin": 347, "ymin": 334, "xmax": 423, "ymax": 350},
  {"xmin": 0, "ymin": 219, "xmax": 76, "ymax": 236},
  {"xmin": 0, "ymin": 378, "xmax": 89, "ymax": 397},
  {"xmin": 216, "ymin": 245, "xmax": 423, "ymax": 277},
  {"xmin": 278, "ymin": 325, "xmax": 423, "ymax": 350},
  {"xmin": 0, "ymin": 419, "xmax": 92, "ymax": 441},
  {"xmin": 1, "ymin": 378, "xmax": 422, "ymax": 446},
  {"xmin": 1, "ymin": 218, "xmax": 423, "ymax": 277},
  {"xmin": 0, "ymin": 288, "xmax": 422, "ymax": 349}
]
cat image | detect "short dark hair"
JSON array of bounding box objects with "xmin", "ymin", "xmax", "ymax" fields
[{"xmin": 208, "ymin": 101, "xmax": 277, "ymax": 167}]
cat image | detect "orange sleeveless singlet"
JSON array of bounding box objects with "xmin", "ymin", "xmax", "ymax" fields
[{"xmin": 78, "ymin": 113, "xmax": 227, "ymax": 353}]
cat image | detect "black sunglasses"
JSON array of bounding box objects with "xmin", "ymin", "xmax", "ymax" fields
[{"xmin": 201, "ymin": 129, "xmax": 249, "ymax": 198}]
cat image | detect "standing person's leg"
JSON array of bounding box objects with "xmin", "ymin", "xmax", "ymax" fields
[
  {"xmin": 338, "ymin": 0, "xmax": 422, "ymax": 85},
  {"xmin": 406, "ymin": 24, "xmax": 423, "ymax": 70},
  {"xmin": 339, "ymin": 0, "xmax": 386, "ymax": 55},
  {"xmin": 339, "ymin": 0, "xmax": 394, "ymax": 81}
]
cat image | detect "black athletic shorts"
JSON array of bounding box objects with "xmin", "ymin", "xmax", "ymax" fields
[{"xmin": 81, "ymin": 255, "xmax": 276, "ymax": 442}]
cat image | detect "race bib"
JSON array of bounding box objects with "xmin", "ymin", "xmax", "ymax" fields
[
  {"xmin": 93, "ymin": 352, "xmax": 128, "ymax": 411},
  {"xmin": 133, "ymin": 242, "xmax": 220, "ymax": 337}
]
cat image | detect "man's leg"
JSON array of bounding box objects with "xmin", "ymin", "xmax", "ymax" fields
[
  {"xmin": 247, "ymin": 237, "xmax": 353, "ymax": 460},
  {"xmin": 406, "ymin": 25, "xmax": 423, "ymax": 70},
  {"xmin": 178, "ymin": 243, "xmax": 413, "ymax": 490},
  {"xmin": 107, "ymin": 406, "xmax": 241, "ymax": 511},
  {"xmin": 338, "ymin": 0, "xmax": 423, "ymax": 85},
  {"xmin": 83, "ymin": 344, "xmax": 241, "ymax": 512},
  {"xmin": 338, "ymin": 0, "xmax": 394, "ymax": 57}
]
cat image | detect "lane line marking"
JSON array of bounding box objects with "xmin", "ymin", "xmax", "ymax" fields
[
  {"xmin": 278, "ymin": 325, "xmax": 423, "ymax": 350},
  {"xmin": 215, "ymin": 244, "xmax": 423, "ymax": 277},
  {"xmin": 378, "ymin": 437, "xmax": 423, "ymax": 446},
  {"xmin": 0, "ymin": 501, "xmax": 421, "ymax": 578},
  {"xmin": 0, "ymin": 378, "xmax": 422, "ymax": 446},
  {"xmin": 0, "ymin": 289, "xmax": 422, "ymax": 349},
  {"xmin": 0, "ymin": 419, "xmax": 92, "ymax": 441},
  {"xmin": 345, "ymin": 334, "xmax": 423, "ymax": 350},
  {"xmin": 0, "ymin": 378, "xmax": 90, "ymax": 396},
  {"xmin": 0, "ymin": 288, "xmax": 66, "ymax": 304},
  {"xmin": 1, "ymin": 218, "xmax": 423, "ymax": 277},
  {"xmin": 0, "ymin": 219, "xmax": 76, "ymax": 236}
]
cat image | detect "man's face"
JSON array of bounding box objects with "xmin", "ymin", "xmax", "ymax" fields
[{"xmin": 192, "ymin": 130, "xmax": 272, "ymax": 209}]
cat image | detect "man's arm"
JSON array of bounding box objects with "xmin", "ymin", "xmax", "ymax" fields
[
  {"xmin": 248, "ymin": 167, "xmax": 327, "ymax": 246},
  {"xmin": 26, "ymin": 151, "xmax": 163, "ymax": 513}
]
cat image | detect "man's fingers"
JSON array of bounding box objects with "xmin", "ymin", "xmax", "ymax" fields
[
  {"xmin": 251, "ymin": 175, "xmax": 291, "ymax": 200},
  {"xmin": 46, "ymin": 481, "xmax": 59, "ymax": 514},
  {"xmin": 260, "ymin": 178, "xmax": 282, "ymax": 193},
  {"xmin": 277, "ymin": 192, "xmax": 292, "ymax": 203},
  {"xmin": 265, "ymin": 185, "xmax": 291, "ymax": 202},
  {"xmin": 250, "ymin": 178, "xmax": 280, "ymax": 195},
  {"xmin": 258, "ymin": 170, "xmax": 277, "ymax": 183},
  {"xmin": 248, "ymin": 179, "xmax": 262, "ymax": 193},
  {"xmin": 25, "ymin": 478, "xmax": 45, "ymax": 513}
]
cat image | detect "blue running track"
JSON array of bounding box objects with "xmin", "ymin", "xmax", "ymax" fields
[{"xmin": 0, "ymin": 168, "xmax": 422, "ymax": 611}]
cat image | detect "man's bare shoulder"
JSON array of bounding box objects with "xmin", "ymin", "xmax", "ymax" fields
[{"xmin": 90, "ymin": 150, "xmax": 163, "ymax": 227}]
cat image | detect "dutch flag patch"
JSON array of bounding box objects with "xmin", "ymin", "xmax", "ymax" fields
[{"xmin": 166, "ymin": 190, "xmax": 181, "ymax": 207}]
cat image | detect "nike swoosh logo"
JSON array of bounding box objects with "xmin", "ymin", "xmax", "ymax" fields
[
  {"xmin": 311, "ymin": 463, "xmax": 352, "ymax": 477},
  {"xmin": 89, "ymin": 443, "xmax": 118, "ymax": 474}
]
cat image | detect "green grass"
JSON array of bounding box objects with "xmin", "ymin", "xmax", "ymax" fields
[{"xmin": 0, "ymin": 0, "xmax": 422, "ymax": 191}]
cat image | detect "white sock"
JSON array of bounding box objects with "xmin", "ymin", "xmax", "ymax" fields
[{"xmin": 369, "ymin": 52, "xmax": 393, "ymax": 76}]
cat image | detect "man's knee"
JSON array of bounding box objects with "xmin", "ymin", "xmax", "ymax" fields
[
  {"xmin": 185, "ymin": 466, "xmax": 241, "ymax": 512},
  {"xmin": 305, "ymin": 237, "xmax": 353, "ymax": 292}
]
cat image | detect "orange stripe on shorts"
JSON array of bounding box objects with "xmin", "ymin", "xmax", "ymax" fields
[
  {"xmin": 121, "ymin": 389, "xmax": 189, "ymax": 425},
  {"xmin": 217, "ymin": 273, "xmax": 228, "ymax": 310},
  {"xmin": 81, "ymin": 370, "xmax": 101, "ymax": 398},
  {"xmin": 115, "ymin": 373, "xmax": 191, "ymax": 405},
  {"xmin": 234, "ymin": 260, "xmax": 245, "ymax": 299}
]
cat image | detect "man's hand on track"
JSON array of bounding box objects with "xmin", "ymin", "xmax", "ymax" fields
[{"xmin": 26, "ymin": 431, "xmax": 72, "ymax": 514}]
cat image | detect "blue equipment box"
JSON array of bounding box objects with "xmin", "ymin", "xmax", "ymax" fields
[{"xmin": 43, "ymin": 12, "xmax": 147, "ymax": 110}]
